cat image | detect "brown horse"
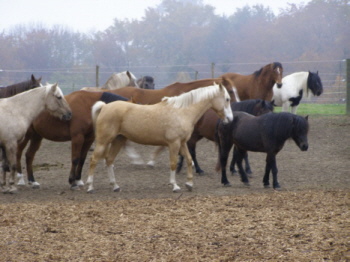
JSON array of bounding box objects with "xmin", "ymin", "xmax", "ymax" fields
[
  {"xmin": 0, "ymin": 74, "xmax": 42, "ymax": 98},
  {"xmin": 16, "ymin": 91, "xmax": 128, "ymax": 188},
  {"xmin": 220, "ymin": 62, "xmax": 283, "ymax": 101},
  {"xmin": 108, "ymin": 77, "xmax": 239, "ymax": 104}
]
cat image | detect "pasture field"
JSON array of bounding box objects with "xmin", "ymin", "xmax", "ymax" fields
[
  {"xmin": 274, "ymin": 103, "xmax": 346, "ymax": 115},
  {"xmin": 1, "ymin": 115, "xmax": 349, "ymax": 261}
]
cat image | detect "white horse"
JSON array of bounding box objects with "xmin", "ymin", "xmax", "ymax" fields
[
  {"xmin": 272, "ymin": 71, "xmax": 323, "ymax": 114},
  {"xmin": 81, "ymin": 71, "xmax": 139, "ymax": 91},
  {"xmin": 86, "ymin": 83, "xmax": 233, "ymax": 193},
  {"xmin": 0, "ymin": 83, "xmax": 72, "ymax": 193}
]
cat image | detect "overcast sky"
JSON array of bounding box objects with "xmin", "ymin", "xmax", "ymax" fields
[{"xmin": 0, "ymin": 0, "xmax": 310, "ymax": 33}]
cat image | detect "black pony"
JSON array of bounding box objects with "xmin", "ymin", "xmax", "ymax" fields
[
  {"xmin": 216, "ymin": 112, "xmax": 309, "ymax": 189},
  {"xmin": 176, "ymin": 99, "xmax": 274, "ymax": 174},
  {"xmin": 0, "ymin": 74, "xmax": 42, "ymax": 98}
]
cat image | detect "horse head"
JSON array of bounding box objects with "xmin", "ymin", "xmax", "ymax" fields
[
  {"xmin": 29, "ymin": 74, "xmax": 42, "ymax": 90},
  {"xmin": 292, "ymin": 115, "xmax": 309, "ymax": 151},
  {"xmin": 272, "ymin": 62, "xmax": 283, "ymax": 88},
  {"xmin": 137, "ymin": 76, "xmax": 155, "ymax": 89},
  {"xmin": 307, "ymin": 71, "xmax": 323, "ymax": 96},
  {"xmin": 212, "ymin": 84, "xmax": 234, "ymax": 124},
  {"xmin": 45, "ymin": 83, "xmax": 72, "ymax": 121},
  {"xmin": 255, "ymin": 99, "xmax": 274, "ymax": 115}
]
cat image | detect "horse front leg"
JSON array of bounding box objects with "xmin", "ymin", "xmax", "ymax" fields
[
  {"xmin": 180, "ymin": 142, "xmax": 194, "ymax": 191},
  {"xmin": 269, "ymin": 154, "xmax": 280, "ymax": 189},
  {"xmin": 217, "ymin": 133, "xmax": 234, "ymax": 186},
  {"xmin": 24, "ymin": 133, "xmax": 43, "ymax": 188},
  {"xmin": 16, "ymin": 129, "xmax": 32, "ymax": 185},
  {"xmin": 263, "ymin": 153, "xmax": 280, "ymax": 188},
  {"xmin": 168, "ymin": 142, "xmax": 181, "ymax": 192}
]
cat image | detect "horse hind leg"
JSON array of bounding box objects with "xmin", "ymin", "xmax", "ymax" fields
[
  {"xmin": 105, "ymin": 136, "xmax": 127, "ymax": 192},
  {"xmin": 147, "ymin": 146, "xmax": 165, "ymax": 167},
  {"xmin": 86, "ymin": 141, "xmax": 110, "ymax": 193},
  {"xmin": 124, "ymin": 140, "xmax": 144, "ymax": 165}
]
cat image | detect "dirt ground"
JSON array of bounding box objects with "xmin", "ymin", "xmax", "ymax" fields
[{"xmin": 1, "ymin": 115, "xmax": 349, "ymax": 261}]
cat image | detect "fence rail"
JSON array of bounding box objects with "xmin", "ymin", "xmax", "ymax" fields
[{"xmin": 0, "ymin": 59, "xmax": 348, "ymax": 107}]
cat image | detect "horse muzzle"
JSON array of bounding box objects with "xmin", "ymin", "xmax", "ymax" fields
[
  {"xmin": 62, "ymin": 112, "xmax": 73, "ymax": 121},
  {"xmin": 300, "ymin": 143, "xmax": 308, "ymax": 151}
]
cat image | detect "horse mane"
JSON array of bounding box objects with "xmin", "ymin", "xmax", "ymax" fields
[
  {"xmin": 162, "ymin": 84, "xmax": 225, "ymax": 108},
  {"xmin": 266, "ymin": 113, "xmax": 308, "ymax": 142},
  {"xmin": 253, "ymin": 62, "xmax": 283, "ymax": 78}
]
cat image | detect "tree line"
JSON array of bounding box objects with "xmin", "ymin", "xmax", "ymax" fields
[{"xmin": 0, "ymin": 0, "xmax": 349, "ymax": 91}]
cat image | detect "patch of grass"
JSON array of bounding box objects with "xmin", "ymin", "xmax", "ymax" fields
[{"xmin": 274, "ymin": 104, "xmax": 346, "ymax": 115}]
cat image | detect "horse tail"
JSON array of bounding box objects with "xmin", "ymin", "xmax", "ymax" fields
[{"xmin": 91, "ymin": 101, "xmax": 106, "ymax": 129}]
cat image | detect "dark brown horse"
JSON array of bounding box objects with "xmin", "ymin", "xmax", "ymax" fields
[
  {"xmin": 0, "ymin": 74, "xmax": 42, "ymax": 98},
  {"xmin": 176, "ymin": 99, "xmax": 274, "ymax": 174},
  {"xmin": 137, "ymin": 76, "xmax": 155, "ymax": 89},
  {"xmin": 220, "ymin": 62, "xmax": 283, "ymax": 101},
  {"xmin": 108, "ymin": 77, "xmax": 239, "ymax": 104},
  {"xmin": 16, "ymin": 91, "xmax": 128, "ymax": 188}
]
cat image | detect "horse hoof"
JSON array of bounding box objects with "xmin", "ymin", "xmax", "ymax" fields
[
  {"xmin": 173, "ymin": 187, "xmax": 181, "ymax": 193},
  {"xmin": 31, "ymin": 182, "xmax": 40, "ymax": 189},
  {"xmin": 264, "ymin": 185, "xmax": 270, "ymax": 188},
  {"xmin": 243, "ymin": 182, "xmax": 250, "ymax": 187},
  {"xmin": 223, "ymin": 183, "xmax": 232, "ymax": 187},
  {"xmin": 71, "ymin": 185, "xmax": 80, "ymax": 191},
  {"xmin": 273, "ymin": 186, "xmax": 282, "ymax": 191},
  {"xmin": 17, "ymin": 178, "xmax": 26, "ymax": 186},
  {"xmin": 185, "ymin": 183, "xmax": 193, "ymax": 191},
  {"xmin": 113, "ymin": 187, "xmax": 120, "ymax": 192},
  {"xmin": 196, "ymin": 170, "xmax": 205, "ymax": 175},
  {"xmin": 147, "ymin": 161, "xmax": 155, "ymax": 167},
  {"xmin": 87, "ymin": 189, "xmax": 95, "ymax": 194},
  {"xmin": 76, "ymin": 180, "xmax": 84, "ymax": 187}
]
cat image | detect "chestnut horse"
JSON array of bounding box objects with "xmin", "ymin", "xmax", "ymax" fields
[
  {"xmin": 16, "ymin": 91, "xmax": 128, "ymax": 188},
  {"xmin": 176, "ymin": 99, "xmax": 274, "ymax": 174},
  {"xmin": 86, "ymin": 84, "xmax": 233, "ymax": 193},
  {"xmin": 220, "ymin": 62, "xmax": 283, "ymax": 101},
  {"xmin": 108, "ymin": 77, "xmax": 239, "ymax": 104}
]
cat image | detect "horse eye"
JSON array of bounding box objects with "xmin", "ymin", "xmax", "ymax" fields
[{"xmin": 57, "ymin": 96, "xmax": 62, "ymax": 100}]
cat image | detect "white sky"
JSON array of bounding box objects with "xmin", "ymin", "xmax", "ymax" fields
[{"xmin": 0, "ymin": 0, "xmax": 310, "ymax": 33}]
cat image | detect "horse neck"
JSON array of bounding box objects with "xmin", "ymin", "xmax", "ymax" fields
[
  {"xmin": 9, "ymin": 87, "xmax": 47, "ymax": 124},
  {"xmin": 179, "ymin": 99, "xmax": 213, "ymax": 126}
]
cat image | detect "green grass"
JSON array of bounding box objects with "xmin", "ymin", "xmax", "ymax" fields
[{"xmin": 274, "ymin": 104, "xmax": 346, "ymax": 115}]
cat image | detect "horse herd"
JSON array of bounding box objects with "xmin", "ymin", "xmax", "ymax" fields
[{"xmin": 0, "ymin": 63, "xmax": 323, "ymax": 194}]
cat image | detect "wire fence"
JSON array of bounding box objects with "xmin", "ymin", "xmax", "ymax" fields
[{"xmin": 0, "ymin": 59, "xmax": 347, "ymax": 104}]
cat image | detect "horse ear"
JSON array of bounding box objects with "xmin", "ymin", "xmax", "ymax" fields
[
  {"xmin": 52, "ymin": 83, "xmax": 58, "ymax": 91},
  {"xmin": 126, "ymin": 71, "xmax": 131, "ymax": 78},
  {"xmin": 305, "ymin": 115, "xmax": 309, "ymax": 121},
  {"xmin": 31, "ymin": 74, "xmax": 35, "ymax": 81},
  {"xmin": 316, "ymin": 71, "xmax": 319, "ymax": 75}
]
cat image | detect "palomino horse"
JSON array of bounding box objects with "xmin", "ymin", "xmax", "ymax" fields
[
  {"xmin": 176, "ymin": 99, "xmax": 274, "ymax": 174},
  {"xmin": 81, "ymin": 71, "xmax": 139, "ymax": 91},
  {"xmin": 86, "ymin": 84, "xmax": 234, "ymax": 193},
  {"xmin": 0, "ymin": 74, "xmax": 42, "ymax": 98},
  {"xmin": 273, "ymin": 71, "xmax": 323, "ymax": 114},
  {"xmin": 16, "ymin": 91, "xmax": 129, "ymax": 188},
  {"xmin": 0, "ymin": 83, "xmax": 72, "ymax": 193},
  {"xmin": 137, "ymin": 76, "xmax": 155, "ymax": 89},
  {"xmin": 220, "ymin": 62, "xmax": 283, "ymax": 101},
  {"xmin": 216, "ymin": 112, "xmax": 309, "ymax": 189}
]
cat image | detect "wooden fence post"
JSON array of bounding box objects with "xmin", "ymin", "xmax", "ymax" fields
[
  {"xmin": 96, "ymin": 65, "xmax": 99, "ymax": 87},
  {"xmin": 346, "ymin": 59, "xmax": 350, "ymax": 115},
  {"xmin": 211, "ymin": 63, "xmax": 215, "ymax": 78}
]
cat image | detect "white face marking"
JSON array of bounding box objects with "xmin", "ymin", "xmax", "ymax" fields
[{"xmin": 276, "ymin": 68, "xmax": 280, "ymax": 74}]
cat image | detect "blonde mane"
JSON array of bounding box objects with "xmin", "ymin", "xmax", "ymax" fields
[{"xmin": 162, "ymin": 83, "xmax": 227, "ymax": 108}]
